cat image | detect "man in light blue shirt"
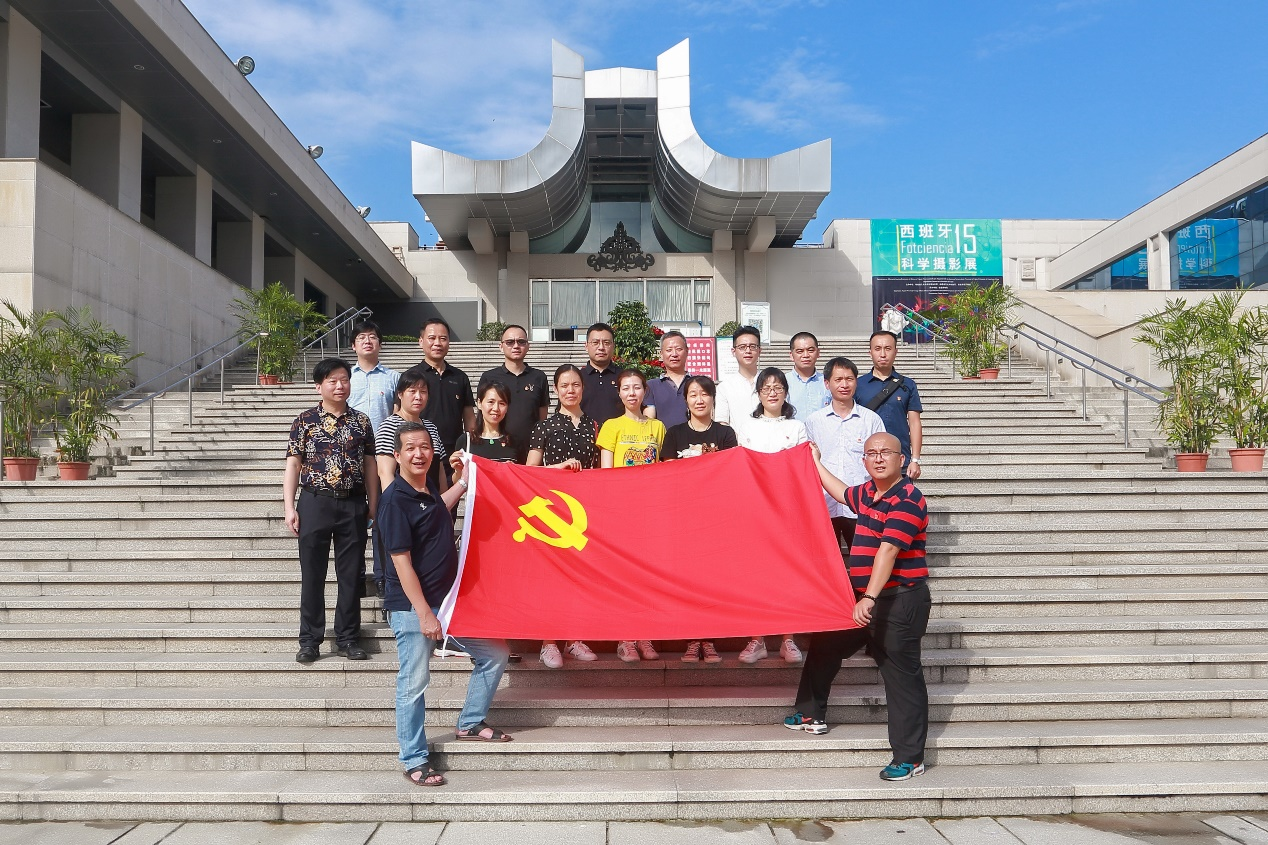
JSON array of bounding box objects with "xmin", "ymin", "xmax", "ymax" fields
[
  {"xmin": 804, "ymin": 356, "xmax": 885, "ymax": 553},
  {"xmin": 349, "ymin": 318, "xmax": 399, "ymax": 433},
  {"xmin": 785, "ymin": 331, "xmax": 830, "ymax": 420}
]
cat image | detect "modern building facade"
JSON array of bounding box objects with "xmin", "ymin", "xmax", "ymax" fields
[{"xmin": 0, "ymin": 0, "xmax": 412, "ymax": 380}]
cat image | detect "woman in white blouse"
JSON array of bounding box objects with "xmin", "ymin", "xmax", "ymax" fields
[{"xmin": 735, "ymin": 367, "xmax": 808, "ymax": 666}]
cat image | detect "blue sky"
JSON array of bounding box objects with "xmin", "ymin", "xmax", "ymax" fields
[{"xmin": 183, "ymin": 0, "xmax": 1268, "ymax": 245}]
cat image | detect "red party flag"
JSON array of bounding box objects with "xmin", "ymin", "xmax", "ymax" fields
[{"xmin": 438, "ymin": 443, "xmax": 858, "ymax": 640}]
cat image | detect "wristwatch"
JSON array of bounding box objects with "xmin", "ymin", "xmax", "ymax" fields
[
  {"xmin": 456, "ymin": 478, "xmax": 469, "ymax": 489},
  {"xmin": 909, "ymin": 457, "xmax": 921, "ymax": 465}
]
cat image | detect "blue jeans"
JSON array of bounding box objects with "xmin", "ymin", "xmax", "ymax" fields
[{"xmin": 389, "ymin": 607, "xmax": 510, "ymax": 770}]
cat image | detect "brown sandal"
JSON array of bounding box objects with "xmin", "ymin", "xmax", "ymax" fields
[
  {"xmin": 404, "ymin": 765, "xmax": 446, "ymax": 787},
  {"xmin": 456, "ymin": 720, "xmax": 513, "ymax": 742}
]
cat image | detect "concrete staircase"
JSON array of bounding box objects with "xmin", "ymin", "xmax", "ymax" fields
[{"xmin": 1, "ymin": 340, "xmax": 1266, "ymax": 822}]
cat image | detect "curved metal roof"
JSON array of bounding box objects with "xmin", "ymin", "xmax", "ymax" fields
[{"xmin": 412, "ymin": 40, "xmax": 830, "ymax": 251}]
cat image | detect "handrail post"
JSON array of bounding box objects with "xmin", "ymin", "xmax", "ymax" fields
[
  {"xmin": 187, "ymin": 374, "xmax": 193, "ymax": 427},
  {"xmin": 1080, "ymin": 367, "xmax": 1087, "ymax": 420},
  {"xmin": 255, "ymin": 343, "xmax": 262, "ymax": 385},
  {"xmin": 1007, "ymin": 338, "xmax": 1012, "ymax": 379},
  {"xmin": 219, "ymin": 359, "xmax": 225, "ymax": 403},
  {"xmin": 1123, "ymin": 387, "xmax": 1130, "ymax": 448},
  {"xmin": 1045, "ymin": 349, "xmax": 1051, "ymax": 398},
  {"xmin": 149, "ymin": 396, "xmax": 155, "ymax": 455}
]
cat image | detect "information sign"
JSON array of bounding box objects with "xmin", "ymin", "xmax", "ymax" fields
[{"xmin": 685, "ymin": 337, "xmax": 717, "ymax": 379}]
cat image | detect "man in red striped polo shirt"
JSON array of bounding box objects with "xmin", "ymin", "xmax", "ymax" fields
[{"xmin": 784, "ymin": 432, "xmax": 932, "ymax": 783}]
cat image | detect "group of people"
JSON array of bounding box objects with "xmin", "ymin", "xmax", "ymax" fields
[{"xmin": 282, "ymin": 315, "xmax": 931, "ymax": 788}]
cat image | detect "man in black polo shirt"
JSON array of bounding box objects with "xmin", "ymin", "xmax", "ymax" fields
[
  {"xmin": 284, "ymin": 358, "xmax": 380, "ymax": 664},
  {"xmin": 784, "ymin": 432, "xmax": 931, "ymax": 783},
  {"xmin": 418, "ymin": 317, "xmax": 475, "ymax": 454},
  {"xmin": 579, "ymin": 322, "xmax": 623, "ymax": 424},
  {"xmin": 378, "ymin": 421, "xmax": 511, "ymax": 787},
  {"xmin": 480, "ymin": 324, "xmax": 549, "ymax": 462}
]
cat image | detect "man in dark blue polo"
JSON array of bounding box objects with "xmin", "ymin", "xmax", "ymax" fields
[
  {"xmin": 378, "ymin": 421, "xmax": 511, "ymax": 788},
  {"xmin": 418, "ymin": 317, "xmax": 475, "ymax": 455},
  {"xmin": 855, "ymin": 331, "xmax": 924, "ymax": 480},
  {"xmin": 579, "ymin": 322, "xmax": 623, "ymax": 424},
  {"xmin": 645, "ymin": 330, "xmax": 691, "ymax": 427},
  {"xmin": 480, "ymin": 323, "xmax": 549, "ymax": 462}
]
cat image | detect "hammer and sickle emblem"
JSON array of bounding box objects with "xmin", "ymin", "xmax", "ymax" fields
[{"xmin": 512, "ymin": 490, "xmax": 589, "ymax": 551}]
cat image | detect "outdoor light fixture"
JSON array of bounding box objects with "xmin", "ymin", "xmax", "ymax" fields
[
  {"xmin": 356, "ymin": 206, "xmax": 371, "ymax": 218},
  {"xmin": 236, "ymin": 56, "xmax": 255, "ymax": 76},
  {"xmin": 306, "ymin": 145, "xmax": 323, "ymax": 159}
]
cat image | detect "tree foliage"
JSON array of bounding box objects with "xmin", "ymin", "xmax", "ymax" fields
[{"xmin": 607, "ymin": 301, "xmax": 663, "ymax": 377}]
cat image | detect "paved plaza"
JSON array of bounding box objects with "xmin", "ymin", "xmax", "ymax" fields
[{"xmin": 2, "ymin": 815, "xmax": 1268, "ymax": 845}]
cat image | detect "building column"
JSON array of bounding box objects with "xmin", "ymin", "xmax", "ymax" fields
[
  {"xmin": 215, "ymin": 212, "xmax": 265, "ymax": 289},
  {"xmin": 0, "ymin": 8, "xmax": 41, "ymax": 159},
  {"xmin": 70, "ymin": 102, "xmax": 143, "ymax": 220},
  {"xmin": 1148, "ymin": 231, "xmax": 1172, "ymax": 291},
  {"xmin": 154, "ymin": 164, "xmax": 212, "ymax": 263}
]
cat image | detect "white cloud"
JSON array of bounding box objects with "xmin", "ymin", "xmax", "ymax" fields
[
  {"xmin": 974, "ymin": 2, "xmax": 1110, "ymax": 58},
  {"xmin": 725, "ymin": 48, "xmax": 885, "ymax": 137}
]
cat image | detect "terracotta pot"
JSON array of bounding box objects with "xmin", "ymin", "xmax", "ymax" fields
[
  {"xmin": 961, "ymin": 375, "xmax": 982, "ymax": 381},
  {"xmin": 57, "ymin": 461, "xmax": 91, "ymax": 481},
  {"xmin": 1174, "ymin": 452, "xmax": 1210, "ymax": 473},
  {"xmin": 258, "ymin": 374, "xmax": 280, "ymax": 386},
  {"xmin": 1229, "ymin": 447, "xmax": 1266, "ymax": 473},
  {"xmin": 979, "ymin": 368, "xmax": 1001, "ymax": 380},
  {"xmin": 3, "ymin": 457, "xmax": 39, "ymax": 481}
]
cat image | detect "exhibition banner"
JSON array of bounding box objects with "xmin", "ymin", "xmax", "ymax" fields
[
  {"xmin": 439, "ymin": 447, "xmax": 857, "ymax": 640},
  {"xmin": 871, "ymin": 219, "xmax": 1003, "ymax": 278}
]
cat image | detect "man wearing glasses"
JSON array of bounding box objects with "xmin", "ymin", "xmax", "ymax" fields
[
  {"xmin": 480, "ymin": 324, "xmax": 549, "ymax": 463},
  {"xmin": 785, "ymin": 431, "xmax": 931, "ymax": 785},
  {"xmin": 714, "ymin": 325, "xmax": 764, "ymax": 442}
]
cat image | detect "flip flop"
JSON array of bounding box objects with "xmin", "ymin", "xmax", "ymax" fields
[
  {"xmin": 455, "ymin": 720, "xmax": 513, "ymax": 742},
  {"xmin": 404, "ymin": 765, "xmax": 446, "ymax": 787}
]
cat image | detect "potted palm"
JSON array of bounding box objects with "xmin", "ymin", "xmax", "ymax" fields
[
  {"xmin": 232, "ymin": 282, "xmax": 324, "ymax": 385},
  {"xmin": 1136, "ymin": 298, "xmax": 1220, "ymax": 472},
  {"xmin": 1201, "ymin": 292, "xmax": 1268, "ymax": 472},
  {"xmin": 50, "ymin": 306, "xmax": 137, "ymax": 481},
  {"xmin": 933, "ymin": 282, "xmax": 1017, "ymax": 380},
  {"xmin": 0, "ymin": 303, "xmax": 56, "ymax": 481}
]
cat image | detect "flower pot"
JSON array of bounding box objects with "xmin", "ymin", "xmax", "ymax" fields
[
  {"xmin": 258, "ymin": 374, "xmax": 280, "ymax": 386},
  {"xmin": 1229, "ymin": 447, "xmax": 1266, "ymax": 473},
  {"xmin": 961, "ymin": 375, "xmax": 981, "ymax": 381},
  {"xmin": 57, "ymin": 461, "xmax": 91, "ymax": 481},
  {"xmin": 1174, "ymin": 452, "xmax": 1210, "ymax": 473},
  {"xmin": 3, "ymin": 457, "xmax": 39, "ymax": 481},
  {"xmin": 979, "ymin": 368, "xmax": 1001, "ymax": 380}
]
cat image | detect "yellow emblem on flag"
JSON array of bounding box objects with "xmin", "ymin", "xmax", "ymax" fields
[{"xmin": 512, "ymin": 490, "xmax": 589, "ymax": 551}]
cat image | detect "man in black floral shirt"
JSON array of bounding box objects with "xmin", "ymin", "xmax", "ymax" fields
[{"xmin": 284, "ymin": 358, "xmax": 380, "ymax": 664}]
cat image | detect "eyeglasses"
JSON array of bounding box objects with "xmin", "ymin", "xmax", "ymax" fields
[
  {"xmin": 759, "ymin": 385, "xmax": 785, "ymax": 395},
  {"xmin": 864, "ymin": 449, "xmax": 902, "ymax": 460},
  {"xmin": 588, "ymin": 339, "xmax": 613, "ymax": 347},
  {"xmin": 502, "ymin": 339, "xmax": 528, "ymax": 346},
  {"xmin": 734, "ymin": 344, "xmax": 760, "ymax": 352}
]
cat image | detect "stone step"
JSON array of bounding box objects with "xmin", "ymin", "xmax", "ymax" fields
[
  {"xmin": 2, "ymin": 615, "xmax": 1265, "ymax": 652},
  {"xmin": 2, "ymin": 718, "xmax": 1264, "ymax": 774},
  {"xmin": 6, "ymin": 758, "xmax": 1264, "ymax": 821},
  {"xmin": 1, "ymin": 678, "xmax": 1265, "ymax": 727},
  {"xmin": 1, "ymin": 644, "xmax": 1262, "ymax": 688}
]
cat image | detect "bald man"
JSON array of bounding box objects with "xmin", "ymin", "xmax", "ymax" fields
[{"xmin": 783, "ymin": 432, "xmax": 932, "ymax": 783}]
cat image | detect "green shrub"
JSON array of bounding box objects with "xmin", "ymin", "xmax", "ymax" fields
[
  {"xmin": 476, "ymin": 321, "xmax": 508, "ymax": 342},
  {"xmin": 716, "ymin": 320, "xmax": 741, "ymax": 337},
  {"xmin": 608, "ymin": 301, "xmax": 663, "ymax": 378}
]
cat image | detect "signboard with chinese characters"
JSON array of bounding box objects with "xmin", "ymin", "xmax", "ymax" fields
[
  {"xmin": 871, "ymin": 219, "xmax": 1003, "ymax": 278},
  {"xmin": 1174, "ymin": 219, "xmax": 1241, "ymax": 283},
  {"xmin": 685, "ymin": 336, "xmax": 717, "ymax": 379}
]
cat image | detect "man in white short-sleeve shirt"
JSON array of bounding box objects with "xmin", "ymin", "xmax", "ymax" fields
[{"xmin": 715, "ymin": 325, "xmax": 763, "ymax": 442}]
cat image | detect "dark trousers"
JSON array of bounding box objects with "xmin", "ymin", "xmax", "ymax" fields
[
  {"xmin": 794, "ymin": 583, "xmax": 932, "ymax": 765},
  {"xmin": 297, "ymin": 489, "xmax": 368, "ymax": 648},
  {"xmin": 831, "ymin": 516, "xmax": 856, "ymax": 561}
]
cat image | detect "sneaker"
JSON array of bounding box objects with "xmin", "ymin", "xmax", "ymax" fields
[
  {"xmin": 616, "ymin": 641, "xmax": 640, "ymax": 662},
  {"xmin": 435, "ymin": 638, "xmax": 470, "ymax": 659},
  {"xmin": 738, "ymin": 638, "xmax": 768, "ymax": 664},
  {"xmin": 783, "ymin": 712, "xmax": 828, "ymax": 735},
  {"xmin": 780, "ymin": 638, "xmax": 803, "ymax": 664},
  {"xmin": 701, "ymin": 641, "xmax": 722, "ymax": 664},
  {"xmin": 681, "ymin": 641, "xmax": 701, "ymax": 662},
  {"xmin": 539, "ymin": 643, "xmax": 564, "ymax": 669},
  {"xmin": 879, "ymin": 761, "xmax": 925, "ymax": 781},
  {"xmin": 636, "ymin": 640, "xmax": 659, "ymax": 660},
  {"xmin": 567, "ymin": 641, "xmax": 598, "ymax": 661}
]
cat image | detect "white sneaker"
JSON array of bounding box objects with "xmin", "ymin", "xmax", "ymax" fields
[
  {"xmin": 780, "ymin": 638, "xmax": 804, "ymax": 664},
  {"xmin": 567, "ymin": 641, "xmax": 598, "ymax": 661},
  {"xmin": 539, "ymin": 643, "xmax": 563, "ymax": 669},
  {"xmin": 738, "ymin": 638, "xmax": 768, "ymax": 664},
  {"xmin": 435, "ymin": 638, "xmax": 470, "ymax": 659},
  {"xmin": 616, "ymin": 640, "xmax": 640, "ymax": 662},
  {"xmin": 636, "ymin": 640, "xmax": 659, "ymax": 660}
]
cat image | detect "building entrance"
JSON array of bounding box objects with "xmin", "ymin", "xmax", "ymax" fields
[{"xmin": 530, "ymin": 278, "xmax": 712, "ymax": 340}]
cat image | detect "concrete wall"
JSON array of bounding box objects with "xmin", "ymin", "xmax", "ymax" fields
[{"xmin": 1002, "ymin": 219, "xmax": 1114, "ymax": 290}]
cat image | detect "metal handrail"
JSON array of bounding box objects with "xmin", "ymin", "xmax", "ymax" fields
[
  {"xmin": 112, "ymin": 305, "xmax": 371, "ymax": 455},
  {"xmin": 886, "ymin": 301, "xmax": 1163, "ymax": 447},
  {"xmin": 111, "ymin": 329, "xmax": 249, "ymax": 405}
]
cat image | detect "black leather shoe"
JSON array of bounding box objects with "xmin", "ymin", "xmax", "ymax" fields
[
  {"xmin": 295, "ymin": 646, "xmax": 320, "ymax": 664},
  {"xmin": 337, "ymin": 643, "xmax": 369, "ymax": 660}
]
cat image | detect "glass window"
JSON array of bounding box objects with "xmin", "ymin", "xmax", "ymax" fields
[
  {"xmin": 550, "ymin": 282, "xmax": 596, "ymax": 329},
  {"xmin": 598, "ymin": 281, "xmax": 643, "ymax": 322},
  {"xmin": 1060, "ymin": 247, "xmax": 1148, "ymax": 290},
  {"xmin": 646, "ymin": 280, "xmax": 693, "ymax": 321},
  {"xmin": 1168, "ymin": 181, "xmax": 1268, "ymax": 290}
]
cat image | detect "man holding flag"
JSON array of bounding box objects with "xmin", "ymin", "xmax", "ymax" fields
[{"xmin": 376, "ymin": 422, "xmax": 513, "ymax": 788}]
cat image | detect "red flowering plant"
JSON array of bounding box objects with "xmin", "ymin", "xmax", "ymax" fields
[
  {"xmin": 931, "ymin": 283, "xmax": 1016, "ymax": 377},
  {"xmin": 607, "ymin": 300, "xmax": 664, "ymax": 378}
]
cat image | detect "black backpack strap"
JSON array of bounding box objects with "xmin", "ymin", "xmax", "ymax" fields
[{"xmin": 864, "ymin": 376, "xmax": 906, "ymax": 412}]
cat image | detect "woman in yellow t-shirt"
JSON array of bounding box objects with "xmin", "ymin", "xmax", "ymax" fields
[{"xmin": 596, "ymin": 368, "xmax": 665, "ymax": 663}]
